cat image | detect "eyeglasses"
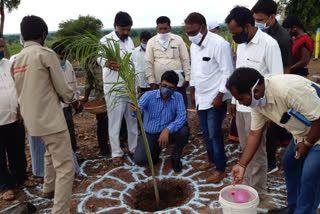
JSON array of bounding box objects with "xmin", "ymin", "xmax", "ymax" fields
[{"xmin": 160, "ymin": 84, "xmax": 176, "ymax": 91}]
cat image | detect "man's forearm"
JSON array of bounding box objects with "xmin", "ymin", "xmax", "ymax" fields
[{"xmin": 306, "ymin": 118, "xmax": 320, "ymax": 145}]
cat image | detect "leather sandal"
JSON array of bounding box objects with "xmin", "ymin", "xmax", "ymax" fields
[
  {"xmin": 112, "ymin": 157, "xmax": 123, "ymax": 166},
  {"xmin": 206, "ymin": 171, "xmax": 226, "ymax": 183},
  {"xmin": 2, "ymin": 190, "xmax": 15, "ymax": 200}
]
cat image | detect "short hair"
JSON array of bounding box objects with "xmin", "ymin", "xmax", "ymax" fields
[
  {"xmin": 20, "ymin": 15, "xmax": 48, "ymax": 41},
  {"xmin": 225, "ymin": 6, "xmax": 255, "ymax": 28},
  {"xmin": 282, "ymin": 15, "xmax": 305, "ymax": 31},
  {"xmin": 51, "ymin": 41, "xmax": 66, "ymax": 55},
  {"xmin": 114, "ymin": 11, "xmax": 133, "ymax": 27},
  {"xmin": 156, "ymin": 16, "xmax": 171, "ymax": 26},
  {"xmin": 226, "ymin": 67, "xmax": 264, "ymax": 94},
  {"xmin": 184, "ymin": 12, "xmax": 207, "ymax": 26},
  {"xmin": 251, "ymin": 0, "xmax": 277, "ymax": 16},
  {"xmin": 140, "ymin": 31, "xmax": 152, "ymax": 41},
  {"xmin": 161, "ymin": 70, "xmax": 179, "ymax": 86}
]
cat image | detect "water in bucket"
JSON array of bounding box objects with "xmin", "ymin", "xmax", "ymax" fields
[{"xmin": 221, "ymin": 187, "xmax": 256, "ymax": 203}]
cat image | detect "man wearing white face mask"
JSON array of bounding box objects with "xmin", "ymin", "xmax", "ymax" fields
[
  {"xmin": 185, "ymin": 13, "xmax": 234, "ymax": 183},
  {"xmin": 225, "ymin": 6, "xmax": 283, "ymax": 199},
  {"xmin": 145, "ymin": 16, "xmax": 191, "ymax": 108}
]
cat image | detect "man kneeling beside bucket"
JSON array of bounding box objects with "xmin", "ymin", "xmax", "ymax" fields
[{"xmin": 227, "ymin": 67, "xmax": 320, "ymax": 214}]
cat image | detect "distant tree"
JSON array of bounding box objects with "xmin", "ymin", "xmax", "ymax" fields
[
  {"xmin": 277, "ymin": 0, "xmax": 320, "ymax": 33},
  {"xmin": 56, "ymin": 15, "xmax": 103, "ymax": 38},
  {"xmin": 0, "ymin": 0, "xmax": 21, "ymax": 58}
]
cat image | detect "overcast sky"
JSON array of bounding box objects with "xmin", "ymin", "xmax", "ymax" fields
[{"xmin": 4, "ymin": 0, "xmax": 258, "ymax": 34}]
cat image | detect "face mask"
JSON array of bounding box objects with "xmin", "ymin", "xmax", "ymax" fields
[
  {"xmin": 116, "ymin": 31, "xmax": 129, "ymax": 41},
  {"xmin": 249, "ymin": 79, "xmax": 267, "ymax": 108},
  {"xmin": 160, "ymin": 86, "xmax": 174, "ymax": 98},
  {"xmin": 157, "ymin": 32, "xmax": 171, "ymax": 50},
  {"xmin": 188, "ymin": 26, "xmax": 203, "ymax": 45},
  {"xmin": 233, "ymin": 30, "xmax": 248, "ymax": 44},
  {"xmin": 59, "ymin": 59, "xmax": 66, "ymax": 72},
  {"xmin": 141, "ymin": 43, "xmax": 147, "ymax": 49},
  {"xmin": 0, "ymin": 52, "xmax": 4, "ymax": 60},
  {"xmin": 255, "ymin": 21, "xmax": 269, "ymax": 31},
  {"xmin": 289, "ymin": 31, "xmax": 297, "ymax": 38}
]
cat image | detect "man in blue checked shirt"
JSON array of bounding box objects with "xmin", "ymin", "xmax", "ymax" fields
[{"xmin": 131, "ymin": 71, "xmax": 189, "ymax": 172}]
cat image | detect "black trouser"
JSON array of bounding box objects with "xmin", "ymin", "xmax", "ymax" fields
[
  {"xmin": 63, "ymin": 106, "xmax": 77, "ymax": 151},
  {"xmin": 134, "ymin": 125, "xmax": 189, "ymax": 166},
  {"xmin": 266, "ymin": 122, "xmax": 291, "ymax": 168},
  {"xmin": 0, "ymin": 121, "xmax": 26, "ymax": 191},
  {"xmin": 96, "ymin": 112, "xmax": 109, "ymax": 153},
  {"xmin": 177, "ymin": 87, "xmax": 188, "ymax": 109}
]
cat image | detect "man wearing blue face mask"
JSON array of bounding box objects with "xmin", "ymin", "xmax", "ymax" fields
[
  {"xmin": 225, "ymin": 6, "xmax": 283, "ymax": 199},
  {"xmin": 131, "ymin": 71, "xmax": 189, "ymax": 173},
  {"xmin": 228, "ymin": 67, "xmax": 320, "ymax": 214},
  {"xmin": 133, "ymin": 31, "xmax": 152, "ymax": 94},
  {"xmin": 252, "ymin": 0, "xmax": 293, "ymax": 176},
  {"xmin": 184, "ymin": 12, "xmax": 234, "ymax": 183}
]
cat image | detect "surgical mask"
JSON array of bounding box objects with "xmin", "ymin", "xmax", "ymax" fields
[
  {"xmin": 188, "ymin": 27, "xmax": 203, "ymax": 45},
  {"xmin": 116, "ymin": 31, "xmax": 129, "ymax": 41},
  {"xmin": 59, "ymin": 59, "xmax": 66, "ymax": 72},
  {"xmin": 0, "ymin": 52, "xmax": 4, "ymax": 60},
  {"xmin": 249, "ymin": 79, "xmax": 267, "ymax": 108},
  {"xmin": 233, "ymin": 31, "xmax": 248, "ymax": 44},
  {"xmin": 157, "ymin": 32, "xmax": 171, "ymax": 50},
  {"xmin": 160, "ymin": 86, "xmax": 174, "ymax": 98},
  {"xmin": 141, "ymin": 43, "xmax": 147, "ymax": 49},
  {"xmin": 255, "ymin": 21, "xmax": 269, "ymax": 31}
]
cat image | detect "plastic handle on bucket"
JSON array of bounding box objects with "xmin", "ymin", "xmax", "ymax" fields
[{"xmin": 229, "ymin": 190, "xmax": 250, "ymax": 203}]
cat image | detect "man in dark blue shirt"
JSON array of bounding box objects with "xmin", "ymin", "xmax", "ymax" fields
[{"xmin": 132, "ymin": 70, "xmax": 189, "ymax": 172}]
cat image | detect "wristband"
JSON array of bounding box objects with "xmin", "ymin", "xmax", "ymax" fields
[
  {"xmin": 303, "ymin": 139, "xmax": 313, "ymax": 147},
  {"xmin": 237, "ymin": 161, "xmax": 246, "ymax": 169}
]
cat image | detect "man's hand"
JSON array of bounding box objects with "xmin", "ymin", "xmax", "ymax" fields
[
  {"xmin": 190, "ymin": 87, "xmax": 195, "ymax": 108},
  {"xmin": 294, "ymin": 142, "xmax": 311, "ymax": 159},
  {"xmin": 158, "ymin": 128, "xmax": 170, "ymax": 148},
  {"xmin": 72, "ymin": 101, "xmax": 83, "ymax": 114},
  {"xmin": 16, "ymin": 106, "xmax": 23, "ymax": 123},
  {"xmin": 227, "ymin": 104, "xmax": 236, "ymax": 118},
  {"xmin": 130, "ymin": 104, "xmax": 140, "ymax": 112},
  {"xmin": 212, "ymin": 93, "xmax": 223, "ymax": 110},
  {"xmin": 150, "ymin": 83, "xmax": 158, "ymax": 90},
  {"xmin": 106, "ymin": 60, "xmax": 120, "ymax": 71},
  {"xmin": 80, "ymin": 97, "xmax": 89, "ymax": 104},
  {"xmin": 231, "ymin": 163, "xmax": 245, "ymax": 185},
  {"xmin": 182, "ymin": 80, "xmax": 189, "ymax": 88}
]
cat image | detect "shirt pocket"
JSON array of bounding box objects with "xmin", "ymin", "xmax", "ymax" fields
[
  {"xmin": 168, "ymin": 46, "xmax": 179, "ymax": 59},
  {"xmin": 283, "ymin": 116, "xmax": 307, "ymax": 133},
  {"xmin": 245, "ymin": 58, "xmax": 262, "ymax": 70}
]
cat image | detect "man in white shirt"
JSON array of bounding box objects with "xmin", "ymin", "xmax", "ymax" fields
[
  {"xmin": 133, "ymin": 31, "xmax": 152, "ymax": 94},
  {"xmin": 145, "ymin": 16, "xmax": 191, "ymax": 108},
  {"xmin": 225, "ymin": 6, "xmax": 283, "ymax": 198},
  {"xmin": 185, "ymin": 13, "xmax": 234, "ymax": 183},
  {"xmin": 98, "ymin": 11, "xmax": 138, "ymax": 166},
  {"xmin": 0, "ymin": 36, "xmax": 29, "ymax": 200}
]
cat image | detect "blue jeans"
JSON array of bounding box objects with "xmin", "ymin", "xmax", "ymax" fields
[
  {"xmin": 282, "ymin": 140, "xmax": 320, "ymax": 214},
  {"xmin": 197, "ymin": 103, "xmax": 227, "ymax": 172}
]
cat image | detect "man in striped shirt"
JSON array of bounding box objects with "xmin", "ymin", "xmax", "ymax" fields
[{"xmin": 132, "ymin": 71, "xmax": 189, "ymax": 172}]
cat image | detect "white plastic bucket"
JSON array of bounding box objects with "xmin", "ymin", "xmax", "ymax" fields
[{"xmin": 219, "ymin": 184, "xmax": 259, "ymax": 214}]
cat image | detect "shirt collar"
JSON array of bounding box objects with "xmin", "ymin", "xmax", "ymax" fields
[
  {"xmin": 24, "ymin": 41, "xmax": 42, "ymax": 48},
  {"xmin": 199, "ymin": 31, "xmax": 210, "ymax": 48},
  {"xmin": 111, "ymin": 31, "xmax": 120, "ymax": 42},
  {"xmin": 265, "ymin": 78, "xmax": 275, "ymax": 104},
  {"xmin": 267, "ymin": 20, "xmax": 280, "ymax": 35},
  {"xmin": 248, "ymin": 28, "xmax": 261, "ymax": 44}
]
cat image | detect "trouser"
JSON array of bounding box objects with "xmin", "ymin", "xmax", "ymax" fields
[
  {"xmin": 29, "ymin": 135, "xmax": 80, "ymax": 177},
  {"xmin": 236, "ymin": 111, "xmax": 267, "ymax": 197},
  {"xmin": 266, "ymin": 122, "xmax": 290, "ymax": 168},
  {"xmin": 0, "ymin": 121, "xmax": 26, "ymax": 191},
  {"xmin": 39, "ymin": 130, "xmax": 75, "ymax": 214},
  {"xmin": 96, "ymin": 112, "xmax": 109, "ymax": 153},
  {"xmin": 176, "ymin": 87, "xmax": 188, "ymax": 109},
  {"xmin": 63, "ymin": 106, "xmax": 77, "ymax": 152},
  {"xmin": 197, "ymin": 103, "xmax": 227, "ymax": 172},
  {"xmin": 283, "ymin": 140, "xmax": 320, "ymax": 214},
  {"xmin": 105, "ymin": 96, "xmax": 138, "ymax": 158},
  {"xmin": 134, "ymin": 125, "xmax": 189, "ymax": 166}
]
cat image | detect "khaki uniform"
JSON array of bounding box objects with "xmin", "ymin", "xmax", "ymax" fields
[{"xmin": 11, "ymin": 41, "xmax": 76, "ymax": 214}]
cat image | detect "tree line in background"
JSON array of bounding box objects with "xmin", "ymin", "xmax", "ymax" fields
[{"xmin": 1, "ymin": 0, "xmax": 319, "ymax": 58}]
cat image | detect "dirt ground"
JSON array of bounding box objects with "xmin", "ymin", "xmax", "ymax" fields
[{"xmin": 0, "ymin": 60, "xmax": 320, "ymax": 213}]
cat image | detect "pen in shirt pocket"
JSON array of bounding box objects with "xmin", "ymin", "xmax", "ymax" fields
[{"xmin": 246, "ymin": 58, "xmax": 260, "ymax": 63}]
